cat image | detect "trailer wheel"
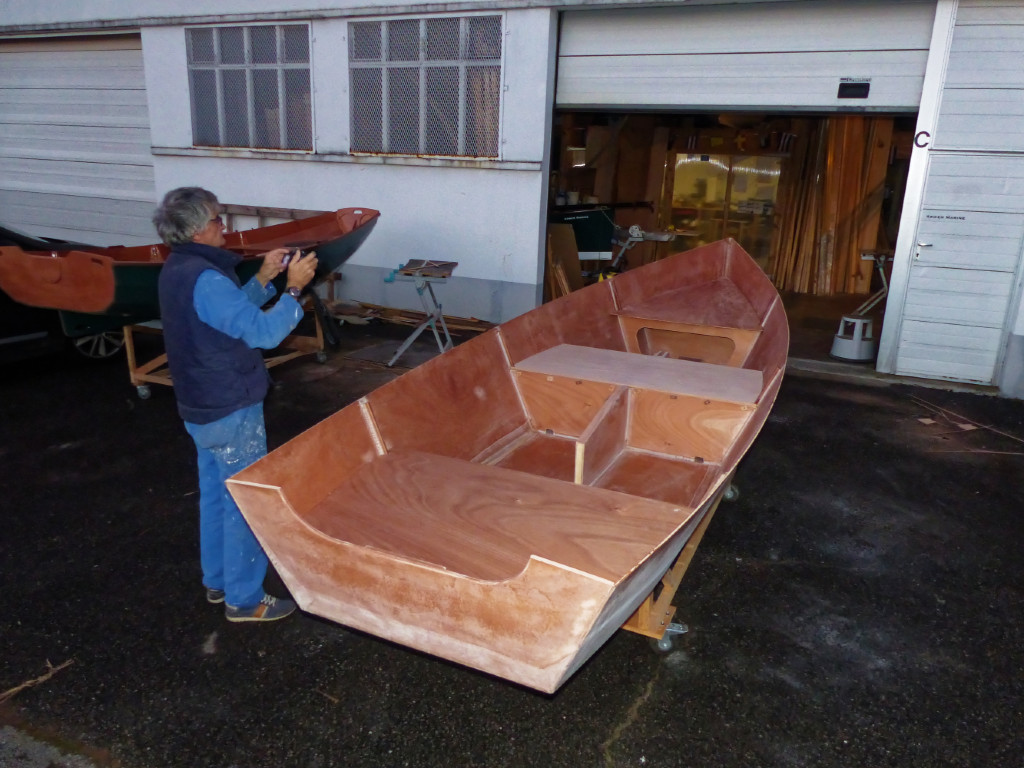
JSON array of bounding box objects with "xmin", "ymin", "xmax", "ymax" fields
[{"xmin": 71, "ymin": 330, "xmax": 125, "ymax": 359}]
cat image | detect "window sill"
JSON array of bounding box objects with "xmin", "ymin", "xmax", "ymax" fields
[{"xmin": 151, "ymin": 146, "xmax": 541, "ymax": 171}]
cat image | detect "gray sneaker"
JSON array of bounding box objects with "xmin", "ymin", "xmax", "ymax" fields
[
  {"xmin": 206, "ymin": 588, "xmax": 225, "ymax": 604},
  {"xmin": 225, "ymin": 594, "xmax": 297, "ymax": 623}
]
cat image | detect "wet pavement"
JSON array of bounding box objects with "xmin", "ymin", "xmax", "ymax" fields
[{"xmin": 2, "ymin": 321, "xmax": 1023, "ymax": 768}]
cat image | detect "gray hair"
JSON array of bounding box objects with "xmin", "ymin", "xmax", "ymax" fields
[{"xmin": 152, "ymin": 187, "xmax": 220, "ymax": 245}]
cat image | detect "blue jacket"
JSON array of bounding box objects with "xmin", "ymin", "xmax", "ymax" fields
[{"xmin": 159, "ymin": 242, "xmax": 298, "ymax": 424}]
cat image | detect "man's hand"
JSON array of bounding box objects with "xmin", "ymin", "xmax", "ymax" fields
[
  {"xmin": 287, "ymin": 250, "xmax": 318, "ymax": 293},
  {"xmin": 255, "ymin": 247, "xmax": 291, "ymax": 287}
]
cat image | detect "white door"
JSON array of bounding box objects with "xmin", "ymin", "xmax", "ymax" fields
[
  {"xmin": 894, "ymin": 176, "xmax": 1024, "ymax": 384},
  {"xmin": 0, "ymin": 35, "xmax": 156, "ymax": 246}
]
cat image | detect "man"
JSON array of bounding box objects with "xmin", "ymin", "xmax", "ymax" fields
[{"xmin": 154, "ymin": 187, "xmax": 318, "ymax": 622}]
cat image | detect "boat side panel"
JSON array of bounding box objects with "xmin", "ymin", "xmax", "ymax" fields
[
  {"xmin": 608, "ymin": 241, "xmax": 726, "ymax": 312},
  {"xmin": 231, "ymin": 402, "xmax": 381, "ymax": 514},
  {"xmin": 499, "ymin": 278, "xmax": 625, "ymax": 365},
  {"xmin": 551, "ymin": 502, "xmax": 706, "ymax": 690},
  {"xmin": 366, "ymin": 329, "xmax": 527, "ymax": 461},
  {"xmin": 722, "ymin": 365, "xmax": 785, "ymax": 472},
  {"xmin": 724, "ymin": 239, "xmax": 781, "ymax": 324},
  {"xmin": 226, "ymin": 480, "xmax": 616, "ymax": 694},
  {"xmin": 743, "ymin": 296, "xmax": 790, "ymax": 377}
]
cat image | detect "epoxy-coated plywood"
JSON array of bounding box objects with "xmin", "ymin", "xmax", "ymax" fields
[
  {"xmin": 609, "ymin": 241, "xmax": 723, "ymax": 309},
  {"xmin": 367, "ymin": 330, "xmax": 526, "ymax": 461},
  {"xmin": 616, "ymin": 277, "xmax": 762, "ymax": 331},
  {"xmin": 628, "ymin": 390, "xmax": 753, "ymax": 462},
  {"xmin": 596, "ymin": 450, "xmax": 717, "ymax": 509},
  {"xmin": 228, "ymin": 238, "xmax": 787, "ymax": 693},
  {"xmin": 491, "ymin": 431, "xmax": 577, "ymax": 482},
  {"xmin": 500, "ymin": 278, "xmax": 625, "ymax": 365},
  {"xmin": 303, "ymin": 451, "xmax": 689, "ymax": 583},
  {"xmin": 515, "ymin": 344, "xmax": 763, "ymax": 404},
  {"xmin": 227, "ymin": 477, "xmax": 624, "ymax": 693},
  {"xmin": 255, "ymin": 402, "xmax": 382, "ymax": 513},
  {"xmin": 513, "ymin": 369, "xmax": 617, "ymax": 437}
]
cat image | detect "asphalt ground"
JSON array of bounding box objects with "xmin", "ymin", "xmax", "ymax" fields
[{"xmin": 1, "ymin": 320, "xmax": 1023, "ymax": 768}]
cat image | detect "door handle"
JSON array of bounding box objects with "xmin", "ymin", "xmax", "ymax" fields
[{"xmin": 917, "ymin": 241, "xmax": 932, "ymax": 247}]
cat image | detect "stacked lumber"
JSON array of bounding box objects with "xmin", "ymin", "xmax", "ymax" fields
[{"xmin": 767, "ymin": 116, "xmax": 892, "ymax": 296}]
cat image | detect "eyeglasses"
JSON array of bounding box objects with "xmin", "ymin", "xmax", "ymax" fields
[{"xmin": 209, "ymin": 215, "xmax": 224, "ymax": 228}]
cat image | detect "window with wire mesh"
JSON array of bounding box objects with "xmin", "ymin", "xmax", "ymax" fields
[
  {"xmin": 187, "ymin": 24, "xmax": 312, "ymax": 150},
  {"xmin": 349, "ymin": 16, "xmax": 502, "ymax": 158}
]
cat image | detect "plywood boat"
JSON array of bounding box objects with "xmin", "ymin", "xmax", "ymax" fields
[
  {"xmin": 226, "ymin": 239, "xmax": 788, "ymax": 693},
  {"xmin": 0, "ymin": 209, "xmax": 380, "ymax": 334}
]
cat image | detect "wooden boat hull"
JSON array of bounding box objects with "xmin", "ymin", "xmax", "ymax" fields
[
  {"xmin": 0, "ymin": 208, "xmax": 379, "ymax": 333},
  {"xmin": 227, "ymin": 239, "xmax": 788, "ymax": 693}
]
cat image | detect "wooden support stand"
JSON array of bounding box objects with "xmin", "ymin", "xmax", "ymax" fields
[
  {"xmin": 123, "ymin": 301, "xmax": 326, "ymax": 400},
  {"xmin": 621, "ymin": 476, "xmax": 735, "ymax": 647}
]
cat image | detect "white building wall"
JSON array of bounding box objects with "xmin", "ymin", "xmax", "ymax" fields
[
  {"xmin": 881, "ymin": 0, "xmax": 1024, "ymax": 395},
  {"xmin": 141, "ymin": 8, "xmax": 558, "ymax": 323}
]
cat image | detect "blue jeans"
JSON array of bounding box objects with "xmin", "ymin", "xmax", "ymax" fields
[{"xmin": 184, "ymin": 402, "xmax": 268, "ymax": 610}]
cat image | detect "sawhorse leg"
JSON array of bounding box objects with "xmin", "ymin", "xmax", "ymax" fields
[{"xmin": 387, "ymin": 277, "xmax": 453, "ymax": 367}]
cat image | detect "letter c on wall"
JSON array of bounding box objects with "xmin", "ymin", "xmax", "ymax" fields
[{"xmin": 914, "ymin": 131, "xmax": 931, "ymax": 148}]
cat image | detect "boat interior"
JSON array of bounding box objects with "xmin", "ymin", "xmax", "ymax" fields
[{"xmin": 227, "ymin": 239, "xmax": 788, "ymax": 691}]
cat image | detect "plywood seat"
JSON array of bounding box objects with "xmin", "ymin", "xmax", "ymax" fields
[
  {"xmin": 303, "ymin": 450, "xmax": 692, "ymax": 583},
  {"xmin": 513, "ymin": 343, "xmax": 763, "ymax": 404}
]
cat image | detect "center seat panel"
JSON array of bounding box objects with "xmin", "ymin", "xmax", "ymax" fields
[{"xmin": 512, "ymin": 344, "xmax": 763, "ymax": 465}]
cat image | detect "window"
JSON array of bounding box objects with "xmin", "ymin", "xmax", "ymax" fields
[
  {"xmin": 187, "ymin": 24, "xmax": 312, "ymax": 150},
  {"xmin": 349, "ymin": 16, "xmax": 502, "ymax": 158}
]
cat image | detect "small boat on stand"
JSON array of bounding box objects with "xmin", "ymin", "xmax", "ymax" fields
[
  {"xmin": 226, "ymin": 238, "xmax": 788, "ymax": 694},
  {"xmin": 0, "ymin": 209, "xmax": 380, "ymax": 386},
  {"xmin": 0, "ymin": 208, "xmax": 380, "ymax": 336}
]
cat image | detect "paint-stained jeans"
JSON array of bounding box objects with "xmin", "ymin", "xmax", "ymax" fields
[{"xmin": 184, "ymin": 402, "xmax": 268, "ymax": 609}]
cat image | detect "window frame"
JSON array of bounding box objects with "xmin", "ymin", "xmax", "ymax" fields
[
  {"xmin": 185, "ymin": 23, "xmax": 314, "ymax": 152},
  {"xmin": 348, "ymin": 14, "xmax": 505, "ymax": 159}
]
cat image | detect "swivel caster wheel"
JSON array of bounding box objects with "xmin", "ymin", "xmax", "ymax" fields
[
  {"xmin": 316, "ymin": 350, "xmax": 328, "ymax": 364},
  {"xmin": 649, "ymin": 634, "xmax": 675, "ymax": 654},
  {"xmin": 723, "ymin": 483, "xmax": 740, "ymax": 502},
  {"xmin": 648, "ymin": 621, "xmax": 688, "ymax": 654},
  {"xmin": 136, "ymin": 385, "xmax": 152, "ymax": 400}
]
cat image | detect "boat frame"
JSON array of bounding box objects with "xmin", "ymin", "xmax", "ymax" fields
[{"xmin": 226, "ymin": 238, "xmax": 788, "ymax": 693}]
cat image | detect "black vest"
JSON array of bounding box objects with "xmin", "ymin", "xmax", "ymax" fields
[{"xmin": 158, "ymin": 242, "xmax": 270, "ymax": 424}]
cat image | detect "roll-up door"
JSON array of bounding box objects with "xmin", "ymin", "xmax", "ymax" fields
[
  {"xmin": 557, "ymin": 0, "xmax": 935, "ymax": 111},
  {"xmin": 0, "ymin": 35, "xmax": 156, "ymax": 246}
]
